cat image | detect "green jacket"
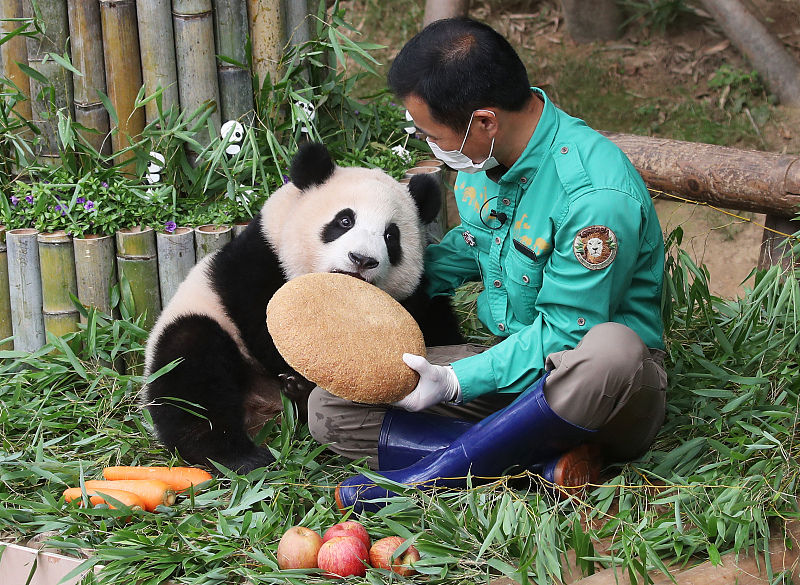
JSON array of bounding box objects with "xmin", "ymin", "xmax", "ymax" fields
[{"xmin": 425, "ymin": 89, "xmax": 665, "ymax": 403}]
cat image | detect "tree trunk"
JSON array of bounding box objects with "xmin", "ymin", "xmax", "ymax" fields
[
  {"xmin": 561, "ymin": 0, "xmax": 622, "ymax": 43},
  {"xmin": 699, "ymin": 0, "xmax": 800, "ymax": 106},
  {"xmin": 423, "ymin": 0, "xmax": 469, "ymax": 27}
]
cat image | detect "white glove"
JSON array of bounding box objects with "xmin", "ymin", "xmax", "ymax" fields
[{"xmin": 393, "ymin": 353, "xmax": 462, "ymax": 412}]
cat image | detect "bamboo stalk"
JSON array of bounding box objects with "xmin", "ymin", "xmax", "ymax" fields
[
  {"xmin": 21, "ymin": 0, "xmax": 73, "ymax": 160},
  {"xmin": 6, "ymin": 228, "xmax": 45, "ymax": 350},
  {"xmin": 0, "ymin": 226, "xmax": 13, "ymax": 349},
  {"xmin": 37, "ymin": 230, "xmax": 79, "ymax": 337},
  {"xmin": 66, "ymin": 0, "xmax": 111, "ymax": 155},
  {"xmin": 173, "ymin": 0, "xmax": 221, "ymax": 142},
  {"xmin": 73, "ymin": 233, "xmax": 117, "ymax": 320},
  {"xmin": 135, "ymin": 0, "xmax": 179, "ymax": 123},
  {"xmin": 212, "ymin": 0, "xmax": 253, "ymax": 122},
  {"xmin": 284, "ymin": 0, "xmax": 310, "ymax": 47},
  {"xmin": 0, "ymin": 0, "xmax": 32, "ymax": 120},
  {"xmin": 156, "ymin": 227, "xmax": 195, "ymax": 306},
  {"xmin": 99, "ymin": 0, "xmax": 145, "ymax": 168},
  {"xmin": 115, "ymin": 226, "xmax": 161, "ymax": 330},
  {"xmin": 247, "ymin": 0, "xmax": 284, "ymax": 86},
  {"xmin": 194, "ymin": 224, "xmax": 232, "ymax": 260}
]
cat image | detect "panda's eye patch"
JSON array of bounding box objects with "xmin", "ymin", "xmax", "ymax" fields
[
  {"xmin": 322, "ymin": 208, "xmax": 356, "ymax": 243},
  {"xmin": 385, "ymin": 223, "xmax": 402, "ymax": 266}
]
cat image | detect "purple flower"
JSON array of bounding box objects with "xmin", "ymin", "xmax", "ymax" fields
[
  {"xmin": 83, "ymin": 200, "xmax": 95, "ymax": 211},
  {"xmin": 354, "ymin": 110, "xmax": 360, "ymax": 116},
  {"xmin": 164, "ymin": 221, "xmax": 177, "ymax": 233},
  {"xmin": 76, "ymin": 197, "xmax": 85, "ymax": 204},
  {"xmin": 54, "ymin": 204, "xmax": 66, "ymax": 216},
  {"xmin": 101, "ymin": 181, "xmax": 108, "ymax": 189},
  {"xmin": 282, "ymin": 174, "xmax": 290, "ymax": 185},
  {"xmin": 25, "ymin": 195, "xmax": 33, "ymax": 204},
  {"xmin": 10, "ymin": 195, "xmax": 19, "ymax": 206}
]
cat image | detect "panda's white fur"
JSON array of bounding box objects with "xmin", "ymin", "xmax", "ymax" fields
[{"xmin": 143, "ymin": 143, "xmax": 459, "ymax": 474}]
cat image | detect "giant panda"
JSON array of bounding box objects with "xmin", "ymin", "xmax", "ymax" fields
[{"xmin": 143, "ymin": 142, "xmax": 462, "ymax": 474}]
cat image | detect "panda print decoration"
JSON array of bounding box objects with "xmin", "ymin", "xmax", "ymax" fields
[{"xmin": 143, "ymin": 142, "xmax": 462, "ymax": 473}]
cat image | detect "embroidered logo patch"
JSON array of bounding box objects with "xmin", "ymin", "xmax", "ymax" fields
[{"xmin": 573, "ymin": 225, "xmax": 617, "ymax": 270}]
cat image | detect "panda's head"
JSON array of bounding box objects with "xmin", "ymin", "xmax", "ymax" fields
[{"xmin": 261, "ymin": 143, "xmax": 442, "ymax": 301}]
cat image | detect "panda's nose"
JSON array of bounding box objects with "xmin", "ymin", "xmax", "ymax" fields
[{"xmin": 349, "ymin": 252, "xmax": 379, "ymax": 270}]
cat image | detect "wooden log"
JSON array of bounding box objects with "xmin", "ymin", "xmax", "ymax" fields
[
  {"xmin": 601, "ymin": 131, "xmax": 800, "ymax": 219},
  {"xmin": 194, "ymin": 224, "xmax": 232, "ymax": 260},
  {"xmin": 0, "ymin": 226, "xmax": 14, "ymax": 349},
  {"xmin": 99, "ymin": 0, "xmax": 145, "ymax": 168},
  {"xmin": 561, "ymin": 0, "xmax": 622, "ymax": 43},
  {"xmin": 156, "ymin": 227, "xmax": 195, "ymax": 306},
  {"xmin": 423, "ymin": 0, "xmax": 470, "ymax": 26},
  {"xmin": 115, "ymin": 226, "xmax": 161, "ymax": 330},
  {"xmin": 21, "ymin": 0, "xmax": 73, "ymax": 161},
  {"xmin": 0, "ymin": 0, "xmax": 32, "ymax": 120},
  {"xmin": 699, "ymin": 0, "xmax": 800, "ymax": 107},
  {"xmin": 73, "ymin": 233, "xmax": 118, "ymax": 320},
  {"xmin": 135, "ymin": 0, "xmax": 180, "ymax": 123},
  {"xmin": 37, "ymin": 230, "xmax": 79, "ymax": 337},
  {"xmin": 247, "ymin": 0, "xmax": 284, "ymax": 86},
  {"xmin": 173, "ymin": 0, "xmax": 221, "ymax": 142},
  {"xmin": 67, "ymin": 0, "xmax": 111, "ymax": 155},
  {"xmin": 6, "ymin": 228, "xmax": 45, "ymax": 350},
  {"xmin": 212, "ymin": 0, "xmax": 254, "ymax": 122}
]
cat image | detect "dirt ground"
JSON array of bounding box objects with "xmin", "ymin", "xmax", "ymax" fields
[{"xmin": 344, "ymin": 0, "xmax": 800, "ymax": 299}]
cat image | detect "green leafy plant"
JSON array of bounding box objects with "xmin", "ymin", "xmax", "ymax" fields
[{"xmin": 619, "ymin": 0, "xmax": 698, "ymax": 32}]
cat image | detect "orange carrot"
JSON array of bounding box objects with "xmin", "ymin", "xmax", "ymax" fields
[
  {"xmin": 102, "ymin": 466, "xmax": 212, "ymax": 492},
  {"xmin": 84, "ymin": 479, "xmax": 176, "ymax": 512},
  {"xmin": 63, "ymin": 487, "xmax": 145, "ymax": 511}
]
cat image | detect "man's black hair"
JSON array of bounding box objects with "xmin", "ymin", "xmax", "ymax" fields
[{"xmin": 388, "ymin": 17, "xmax": 531, "ymax": 131}]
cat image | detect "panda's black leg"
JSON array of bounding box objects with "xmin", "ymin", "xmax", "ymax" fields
[{"xmin": 145, "ymin": 315, "xmax": 276, "ymax": 474}]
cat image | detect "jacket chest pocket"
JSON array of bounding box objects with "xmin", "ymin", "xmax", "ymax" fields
[{"xmin": 504, "ymin": 244, "xmax": 547, "ymax": 324}]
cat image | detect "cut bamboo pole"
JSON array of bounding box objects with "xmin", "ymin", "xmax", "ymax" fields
[
  {"xmin": 194, "ymin": 224, "xmax": 232, "ymax": 260},
  {"xmin": 21, "ymin": 0, "xmax": 73, "ymax": 163},
  {"xmin": 212, "ymin": 0, "xmax": 254, "ymax": 122},
  {"xmin": 285, "ymin": 0, "xmax": 310, "ymax": 46},
  {"xmin": 37, "ymin": 230, "xmax": 79, "ymax": 337},
  {"xmin": 73, "ymin": 233, "xmax": 118, "ymax": 320},
  {"xmin": 66, "ymin": 0, "xmax": 111, "ymax": 155},
  {"xmin": 0, "ymin": 0, "xmax": 32, "ymax": 120},
  {"xmin": 233, "ymin": 222, "xmax": 250, "ymax": 237},
  {"xmin": 173, "ymin": 0, "xmax": 221, "ymax": 142},
  {"xmin": 135, "ymin": 0, "xmax": 180, "ymax": 123},
  {"xmin": 156, "ymin": 227, "xmax": 195, "ymax": 306},
  {"xmin": 247, "ymin": 0, "xmax": 284, "ymax": 86},
  {"xmin": 116, "ymin": 226, "xmax": 161, "ymax": 330},
  {"xmin": 6, "ymin": 228, "xmax": 45, "ymax": 350},
  {"xmin": 0, "ymin": 226, "xmax": 13, "ymax": 349},
  {"xmin": 99, "ymin": 0, "xmax": 145, "ymax": 169}
]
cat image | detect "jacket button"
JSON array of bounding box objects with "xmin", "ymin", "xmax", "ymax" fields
[
  {"xmin": 498, "ymin": 323, "xmax": 506, "ymax": 332},
  {"xmin": 577, "ymin": 317, "xmax": 586, "ymax": 326},
  {"xmin": 561, "ymin": 146, "xmax": 569, "ymax": 154},
  {"xmin": 493, "ymin": 279, "xmax": 502, "ymax": 288},
  {"xmin": 494, "ymin": 236, "xmax": 501, "ymax": 245},
  {"xmin": 502, "ymin": 198, "xmax": 510, "ymax": 205},
  {"xmin": 522, "ymin": 275, "xmax": 530, "ymax": 284},
  {"xmin": 520, "ymin": 177, "xmax": 527, "ymax": 184}
]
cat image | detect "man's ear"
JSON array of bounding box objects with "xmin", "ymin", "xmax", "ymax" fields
[{"xmin": 407, "ymin": 174, "xmax": 441, "ymax": 224}]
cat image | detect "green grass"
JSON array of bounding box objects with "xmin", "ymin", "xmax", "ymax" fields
[{"xmin": 1, "ymin": 234, "xmax": 798, "ymax": 584}]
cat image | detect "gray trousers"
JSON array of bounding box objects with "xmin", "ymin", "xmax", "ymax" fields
[{"xmin": 308, "ymin": 322, "xmax": 668, "ymax": 469}]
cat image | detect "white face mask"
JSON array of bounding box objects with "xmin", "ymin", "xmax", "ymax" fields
[{"xmin": 426, "ymin": 110, "xmax": 499, "ymax": 174}]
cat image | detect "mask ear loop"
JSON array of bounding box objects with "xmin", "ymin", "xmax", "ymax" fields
[{"xmin": 459, "ymin": 109, "xmax": 496, "ymax": 153}]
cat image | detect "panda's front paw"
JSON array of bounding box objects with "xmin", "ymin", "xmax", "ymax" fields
[{"xmin": 278, "ymin": 370, "xmax": 315, "ymax": 401}]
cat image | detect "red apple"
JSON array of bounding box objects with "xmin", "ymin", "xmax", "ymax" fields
[
  {"xmin": 322, "ymin": 520, "xmax": 371, "ymax": 550},
  {"xmin": 276, "ymin": 525, "xmax": 323, "ymax": 570},
  {"xmin": 369, "ymin": 536, "xmax": 420, "ymax": 576},
  {"xmin": 317, "ymin": 535, "xmax": 370, "ymax": 578}
]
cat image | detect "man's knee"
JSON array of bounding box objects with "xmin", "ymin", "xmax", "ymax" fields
[
  {"xmin": 578, "ymin": 322, "xmax": 648, "ymax": 381},
  {"xmin": 307, "ymin": 386, "xmax": 337, "ymax": 444}
]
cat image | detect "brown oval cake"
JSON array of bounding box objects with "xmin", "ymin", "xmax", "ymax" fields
[{"xmin": 266, "ymin": 272, "xmax": 426, "ymax": 403}]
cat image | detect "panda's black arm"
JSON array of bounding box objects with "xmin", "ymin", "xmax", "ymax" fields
[{"xmin": 402, "ymin": 282, "xmax": 465, "ymax": 347}]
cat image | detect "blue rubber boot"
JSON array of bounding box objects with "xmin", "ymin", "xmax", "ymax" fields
[
  {"xmin": 377, "ymin": 409, "xmax": 474, "ymax": 471},
  {"xmin": 335, "ymin": 374, "xmax": 599, "ymax": 515}
]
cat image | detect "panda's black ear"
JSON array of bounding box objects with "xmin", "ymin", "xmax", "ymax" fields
[
  {"xmin": 407, "ymin": 173, "xmax": 442, "ymax": 224},
  {"xmin": 289, "ymin": 142, "xmax": 335, "ymax": 190}
]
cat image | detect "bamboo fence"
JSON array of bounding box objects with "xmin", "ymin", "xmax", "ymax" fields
[
  {"xmin": 0, "ymin": 0, "xmax": 32, "ymax": 120},
  {"xmin": 136, "ymin": 0, "xmax": 179, "ymax": 123},
  {"xmin": 213, "ymin": 0, "xmax": 253, "ymax": 122}
]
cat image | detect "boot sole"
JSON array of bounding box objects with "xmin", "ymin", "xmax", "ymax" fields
[
  {"xmin": 550, "ymin": 444, "xmax": 602, "ymax": 494},
  {"xmin": 334, "ymin": 484, "xmax": 347, "ymax": 514}
]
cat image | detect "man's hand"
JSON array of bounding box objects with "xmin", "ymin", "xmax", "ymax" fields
[{"xmin": 393, "ymin": 353, "xmax": 462, "ymax": 412}]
